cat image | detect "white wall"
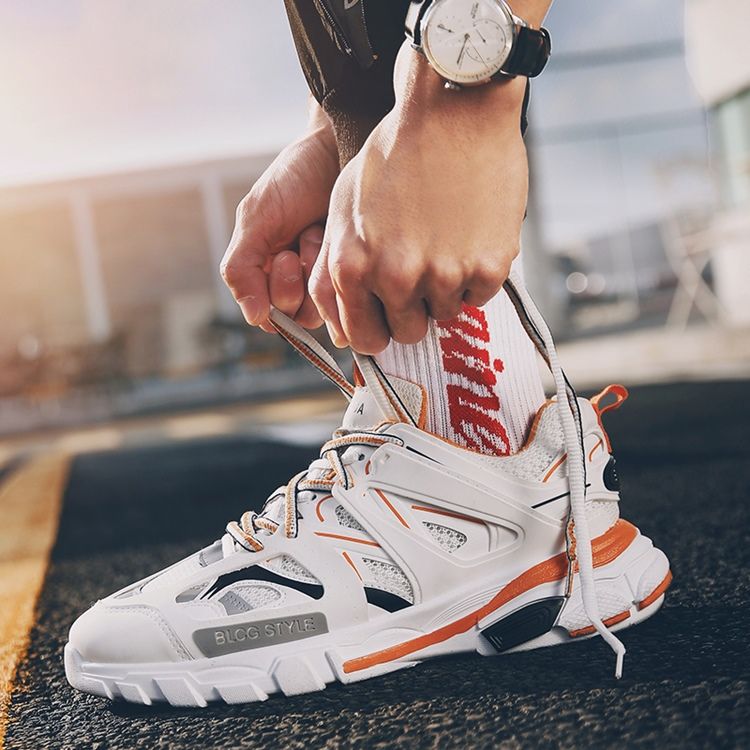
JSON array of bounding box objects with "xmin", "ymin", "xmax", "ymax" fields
[{"xmin": 685, "ymin": 0, "xmax": 750, "ymax": 106}]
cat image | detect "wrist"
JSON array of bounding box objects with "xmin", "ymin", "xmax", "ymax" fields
[
  {"xmin": 394, "ymin": 41, "xmax": 526, "ymax": 134},
  {"xmin": 305, "ymin": 98, "xmax": 339, "ymax": 161}
]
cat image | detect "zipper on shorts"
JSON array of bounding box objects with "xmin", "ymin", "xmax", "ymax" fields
[{"xmin": 315, "ymin": 0, "xmax": 353, "ymax": 57}]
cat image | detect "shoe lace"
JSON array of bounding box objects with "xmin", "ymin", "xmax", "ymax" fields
[
  {"xmin": 504, "ymin": 271, "xmax": 627, "ymax": 678},
  {"xmin": 225, "ymin": 429, "xmax": 402, "ymax": 553}
]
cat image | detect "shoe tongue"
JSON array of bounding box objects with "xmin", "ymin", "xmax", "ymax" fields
[{"xmin": 342, "ymin": 375, "xmax": 426, "ymax": 430}]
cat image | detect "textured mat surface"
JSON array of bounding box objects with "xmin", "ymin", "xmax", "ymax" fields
[{"xmin": 5, "ymin": 381, "xmax": 749, "ymax": 749}]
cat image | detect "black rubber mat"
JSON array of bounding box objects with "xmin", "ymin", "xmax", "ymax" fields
[{"xmin": 5, "ymin": 381, "xmax": 750, "ymax": 749}]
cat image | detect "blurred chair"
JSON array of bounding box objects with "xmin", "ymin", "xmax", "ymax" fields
[{"xmin": 660, "ymin": 214, "xmax": 724, "ymax": 329}]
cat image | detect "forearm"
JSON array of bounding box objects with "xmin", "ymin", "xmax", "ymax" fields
[
  {"xmin": 511, "ymin": 0, "xmax": 553, "ymax": 28},
  {"xmin": 394, "ymin": 43, "xmax": 528, "ymax": 135}
]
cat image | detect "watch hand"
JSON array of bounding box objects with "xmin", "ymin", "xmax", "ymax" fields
[
  {"xmin": 437, "ymin": 23, "xmax": 454, "ymax": 33},
  {"xmin": 467, "ymin": 36, "xmax": 486, "ymax": 65},
  {"xmin": 475, "ymin": 27, "xmax": 487, "ymax": 43},
  {"xmin": 457, "ymin": 33, "xmax": 469, "ymax": 66}
]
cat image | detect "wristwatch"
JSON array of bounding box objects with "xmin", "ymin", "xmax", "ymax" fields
[{"xmin": 405, "ymin": 0, "xmax": 551, "ymax": 88}]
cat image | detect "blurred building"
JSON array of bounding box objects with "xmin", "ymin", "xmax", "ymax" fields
[
  {"xmin": 685, "ymin": 0, "xmax": 750, "ymax": 326},
  {"xmin": 0, "ymin": 154, "xmax": 301, "ymax": 411},
  {"xmin": 525, "ymin": 0, "xmax": 721, "ymax": 337}
]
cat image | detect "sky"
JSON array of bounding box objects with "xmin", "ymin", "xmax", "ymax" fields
[
  {"xmin": 0, "ymin": 0, "xmax": 714, "ymax": 248},
  {"xmin": 0, "ymin": 1, "xmax": 309, "ymax": 186}
]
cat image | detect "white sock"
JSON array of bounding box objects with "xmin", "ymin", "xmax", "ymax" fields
[{"xmin": 376, "ymin": 273, "xmax": 545, "ymax": 456}]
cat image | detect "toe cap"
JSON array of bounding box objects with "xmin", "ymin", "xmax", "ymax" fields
[{"xmin": 68, "ymin": 603, "xmax": 193, "ymax": 664}]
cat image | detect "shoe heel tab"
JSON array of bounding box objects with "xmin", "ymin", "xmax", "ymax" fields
[
  {"xmin": 589, "ymin": 384, "xmax": 628, "ymax": 453},
  {"xmin": 590, "ymin": 384, "xmax": 629, "ymax": 418}
]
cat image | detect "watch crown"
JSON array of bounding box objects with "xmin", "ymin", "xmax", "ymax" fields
[{"xmin": 444, "ymin": 80, "xmax": 463, "ymax": 91}]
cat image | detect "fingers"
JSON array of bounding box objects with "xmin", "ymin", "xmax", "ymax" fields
[
  {"xmin": 294, "ymin": 224, "xmax": 325, "ymax": 329},
  {"xmin": 221, "ymin": 199, "xmax": 273, "ymax": 326},
  {"xmin": 335, "ymin": 287, "xmax": 389, "ymax": 355},
  {"xmin": 371, "ymin": 258, "xmax": 429, "ymax": 346},
  {"xmin": 257, "ymin": 250, "xmax": 305, "ymax": 333},
  {"xmin": 223, "ymin": 208, "xmax": 328, "ymax": 333},
  {"xmin": 382, "ymin": 299, "xmax": 429, "ymax": 346},
  {"xmin": 425, "ymin": 294, "xmax": 464, "ymax": 322},
  {"xmin": 309, "ymin": 242, "xmax": 345, "ymax": 346},
  {"xmin": 221, "ymin": 256, "xmax": 270, "ymax": 328},
  {"xmin": 423, "ymin": 264, "xmax": 466, "ymax": 321},
  {"xmin": 326, "ymin": 242, "xmax": 390, "ymax": 353},
  {"xmin": 462, "ymin": 257, "xmax": 512, "ymax": 309},
  {"xmin": 307, "ymin": 231, "xmax": 514, "ymax": 350},
  {"xmin": 257, "ymin": 224, "xmax": 327, "ymax": 332},
  {"xmin": 269, "ymin": 251, "xmax": 305, "ymax": 317}
]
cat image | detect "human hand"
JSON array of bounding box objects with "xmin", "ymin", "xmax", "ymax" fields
[
  {"xmin": 221, "ymin": 104, "xmax": 339, "ymax": 332},
  {"xmin": 310, "ymin": 45, "xmax": 529, "ymax": 354}
]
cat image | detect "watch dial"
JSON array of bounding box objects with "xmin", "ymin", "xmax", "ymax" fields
[{"xmin": 423, "ymin": 0, "xmax": 513, "ymax": 84}]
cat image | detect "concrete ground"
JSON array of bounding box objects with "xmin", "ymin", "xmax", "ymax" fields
[{"xmin": 1, "ymin": 380, "xmax": 748, "ymax": 749}]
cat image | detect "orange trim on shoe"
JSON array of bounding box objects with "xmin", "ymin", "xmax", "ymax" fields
[
  {"xmin": 343, "ymin": 519, "xmax": 638, "ymax": 674},
  {"xmin": 542, "ymin": 454, "xmax": 567, "ymax": 483},
  {"xmin": 341, "ymin": 551, "xmax": 362, "ymax": 580},
  {"xmin": 315, "ymin": 495, "xmax": 333, "ymax": 522},
  {"xmin": 353, "ymin": 363, "xmax": 365, "ymax": 387},
  {"xmin": 314, "ymin": 531, "xmax": 381, "ymax": 547},
  {"xmin": 588, "ymin": 437, "xmax": 604, "ymax": 463},
  {"xmin": 410, "ymin": 504, "xmax": 486, "ymax": 526},
  {"xmin": 569, "ymin": 609, "xmax": 631, "ymax": 637},
  {"xmin": 374, "ymin": 489, "xmax": 410, "ymax": 528},
  {"xmin": 416, "ymin": 383, "xmax": 429, "ymax": 429},
  {"xmin": 638, "ymin": 570, "xmax": 673, "ymax": 610}
]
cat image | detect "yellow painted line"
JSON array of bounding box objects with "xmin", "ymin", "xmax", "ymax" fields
[
  {"xmin": 55, "ymin": 427, "xmax": 123, "ymax": 454},
  {"xmin": 0, "ymin": 454, "xmax": 70, "ymax": 748},
  {"xmin": 164, "ymin": 413, "xmax": 235, "ymax": 440}
]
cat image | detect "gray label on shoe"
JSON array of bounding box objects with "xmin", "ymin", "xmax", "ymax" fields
[{"xmin": 193, "ymin": 613, "xmax": 329, "ymax": 657}]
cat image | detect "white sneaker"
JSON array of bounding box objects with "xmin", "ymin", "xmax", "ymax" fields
[{"xmin": 65, "ymin": 280, "xmax": 672, "ymax": 707}]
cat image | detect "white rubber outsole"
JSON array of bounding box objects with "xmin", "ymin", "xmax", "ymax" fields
[{"xmin": 65, "ymin": 537, "xmax": 671, "ymax": 707}]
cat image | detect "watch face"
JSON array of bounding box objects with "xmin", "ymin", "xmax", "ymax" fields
[{"xmin": 422, "ymin": 0, "xmax": 514, "ymax": 85}]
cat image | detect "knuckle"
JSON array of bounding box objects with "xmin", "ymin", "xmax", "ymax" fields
[
  {"xmin": 235, "ymin": 192, "xmax": 260, "ymax": 225},
  {"xmin": 333, "ymin": 257, "xmax": 366, "ymax": 286},
  {"xmin": 474, "ymin": 259, "xmax": 505, "ymax": 289},
  {"xmin": 309, "ymin": 280, "xmax": 334, "ymax": 316},
  {"xmin": 427, "ymin": 262, "xmax": 463, "ymax": 293},
  {"xmin": 219, "ymin": 256, "xmax": 242, "ymax": 287},
  {"xmin": 381, "ymin": 265, "xmax": 418, "ymax": 300},
  {"xmin": 308, "ymin": 275, "xmax": 325, "ymax": 304}
]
